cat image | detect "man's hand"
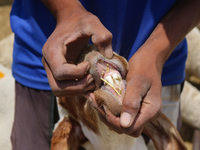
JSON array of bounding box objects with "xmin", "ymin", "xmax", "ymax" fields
[
  {"xmin": 41, "ymin": 0, "xmax": 200, "ymax": 137},
  {"xmin": 119, "ymin": 49, "xmax": 163, "ymax": 136},
  {"xmin": 88, "ymin": 0, "xmax": 200, "ymax": 137},
  {"xmin": 88, "ymin": 49, "xmax": 163, "ymax": 137},
  {"xmin": 41, "ymin": 0, "xmax": 113, "ymax": 97}
]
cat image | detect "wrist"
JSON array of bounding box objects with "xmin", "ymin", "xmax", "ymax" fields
[{"xmin": 133, "ymin": 24, "xmax": 171, "ymax": 75}]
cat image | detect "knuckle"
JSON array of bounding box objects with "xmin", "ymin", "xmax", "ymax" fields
[
  {"xmin": 52, "ymin": 67, "xmax": 73, "ymax": 81},
  {"xmin": 97, "ymin": 32, "xmax": 112, "ymax": 44},
  {"xmin": 123, "ymin": 100, "xmax": 140, "ymax": 112},
  {"xmin": 85, "ymin": 13, "xmax": 99, "ymax": 24},
  {"xmin": 42, "ymin": 38, "xmax": 62, "ymax": 56},
  {"xmin": 42, "ymin": 40, "xmax": 53, "ymax": 55},
  {"xmin": 52, "ymin": 67, "xmax": 64, "ymax": 80}
]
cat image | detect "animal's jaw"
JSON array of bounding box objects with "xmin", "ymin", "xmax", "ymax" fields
[
  {"xmin": 96, "ymin": 58, "xmax": 127, "ymax": 105},
  {"xmin": 84, "ymin": 48, "xmax": 128, "ymax": 116}
]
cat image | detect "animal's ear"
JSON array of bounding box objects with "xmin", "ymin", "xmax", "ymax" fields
[{"xmin": 143, "ymin": 113, "xmax": 187, "ymax": 150}]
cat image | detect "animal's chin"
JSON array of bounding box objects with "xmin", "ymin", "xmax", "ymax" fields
[{"xmin": 96, "ymin": 58, "xmax": 127, "ymax": 105}]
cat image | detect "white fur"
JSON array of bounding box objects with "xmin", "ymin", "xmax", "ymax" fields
[
  {"xmin": 53, "ymin": 100, "xmax": 69, "ymax": 131},
  {"xmin": 56, "ymin": 103, "xmax": 147, "ymax": 150},
  {"xmin": 80, "ymin": 121, "xmax": 147, "ymax": 150}
]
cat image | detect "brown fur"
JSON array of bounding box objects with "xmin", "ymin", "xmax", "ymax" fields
[
  {"xmin": 144, "ymin": 114, "xmax": 187, "ymax": 150},
  {"xmin": 51, "ymin": 116, "xmax": 88, "ymax": 150}
]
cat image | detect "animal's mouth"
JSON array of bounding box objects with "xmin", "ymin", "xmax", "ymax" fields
[{"xmin": 96, "ymin": 59, "xmax": 127, "ymax": 104}]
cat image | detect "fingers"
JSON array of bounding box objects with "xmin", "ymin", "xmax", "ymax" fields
[
  {"xmin": 42, "ymin": 40, "xmax": 90, "ymax": 81},
  {"xmin": 85, "ymin": 94, "xmax": 124, "ymax": 134},
  {"xmin": 42, "ymin": 11, "xmax": 113, "ymax": 97},
  {"xmin": 84, "ymin": 92, "xmax": 107, "ymax": 117},
  {"xmin": 42, "ymin": 58, "xmax": 95, "ymax": 96},
  {"xmin": 84, "ymin": 15, "xmax": 113, "ymax": 59},
  {"xmin": 42, "ymin": 14, "xmax": 113, "ymax": 81},
  {"xmin": 91, "ymin": 30, "xmax": 113, "ymax": 59},
  {"xmin": 132, "ymin": 91, "xmax": 162, "ymax": 128},
  {"xmin": 85, "ymin": 81, "xmax": 160, "ymax": 137}
]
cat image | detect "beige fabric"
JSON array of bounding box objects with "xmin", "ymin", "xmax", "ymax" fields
[
  {"xmin": 161, "ymin": 84, "xmax": 180, "ymax": 127},
  {"xmin": 147, "ymin": 84, "xmax": 181, "ymax": 150}
]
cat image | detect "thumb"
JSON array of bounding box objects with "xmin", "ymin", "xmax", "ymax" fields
[
  {"xmin": 119, "ymin": 81, "xmax": 144, "ymax": 128},
  {"xmin": 120, "ymin": 112, "xmax": 136, "ymax": 128},
  {"xmin": 120, "ymin": 97, "xmax": 141, "ymax": 128}
]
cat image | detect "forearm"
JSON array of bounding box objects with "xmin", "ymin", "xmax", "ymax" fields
[
  {"xmin": 136, "ymin": 0, "xmax": 200, "ymax": 73},
  {"xmin": 40, "ymin": 0, "xmax": 86, "ymax": 22}
]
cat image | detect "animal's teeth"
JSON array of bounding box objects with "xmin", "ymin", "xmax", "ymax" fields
[
  {"xmin": 101, "ymin": 71, "xmax": 105, "ymax": 77},
  {"xmin": 106, "ymin": 64, "xmax": 110, "ymax": 73},
  {"xmin": 105, "ymin": 75, "xmax": 114, "ymax": 86},
  {"xmin": 112, "ymin": 73, "xmax": 121, "ymax": 80},
  {"xmin": 112, "ymin": 73, "xmax": 122, "ymax": 85},
  {"xmin": 115, "ymin": 79, "xmax": 120, "ymax": 85}
]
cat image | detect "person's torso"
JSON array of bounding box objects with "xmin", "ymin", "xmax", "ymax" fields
[{"xmin": 10, "ymin": 0, "xmax": 187, "ymax": 90}]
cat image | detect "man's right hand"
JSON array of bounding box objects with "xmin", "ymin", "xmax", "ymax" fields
[{"xmin": 41, "ymin": 0, "xmax": 113, "ymax": 97}]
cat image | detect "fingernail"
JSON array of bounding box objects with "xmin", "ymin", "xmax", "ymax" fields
[
  {"xmin": 104, "ymin": 46, "xmax": 113, "ymax": 59},
  {"xmin": 87, "ymin": 95, "xmax": 93, "ymax": 103},
  {"xmin": 85, "ymin": 63, "xmax": 90, "ymax": 74},
  {"xmin": 87, "ymin": 77, "xmax": 94, "ymax": 84},
  {"xmin": 120, "ymin": 112, "xmax": 132, "ymax": 128},
  {"xmin": 87, "ymin": 64, "xmax": 90, "ymax": 70}
]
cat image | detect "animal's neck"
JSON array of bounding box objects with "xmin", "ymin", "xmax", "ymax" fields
[
  {"xmin": 80, "ymin": 119, "xmax": 148, "ymax": 150},
  {"xmin": 67, "ymin": 98, "xmax": 148, "ymax": 150}
]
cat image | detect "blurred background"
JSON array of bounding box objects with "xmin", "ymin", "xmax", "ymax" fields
[
  {"xmin": 0, "ymin": 1, "xmax": 14, "ymax": 150},
  {"xmin": 0, "ymin": 0, "xmax": 200, "ymax": 150},
  {"xmin": 0, "ymin": 0, "xmax": 13, "ymax": 40}
]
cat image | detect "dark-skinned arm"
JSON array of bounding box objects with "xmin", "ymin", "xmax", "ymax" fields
[{"xmin": 93, "ymin": 0, "xmax": 200, "ymax": 137}]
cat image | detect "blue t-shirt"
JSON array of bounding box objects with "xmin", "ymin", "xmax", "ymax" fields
[{"xmin": 10, "ymin": 0, "xmax": 187, "ymax": 90}]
